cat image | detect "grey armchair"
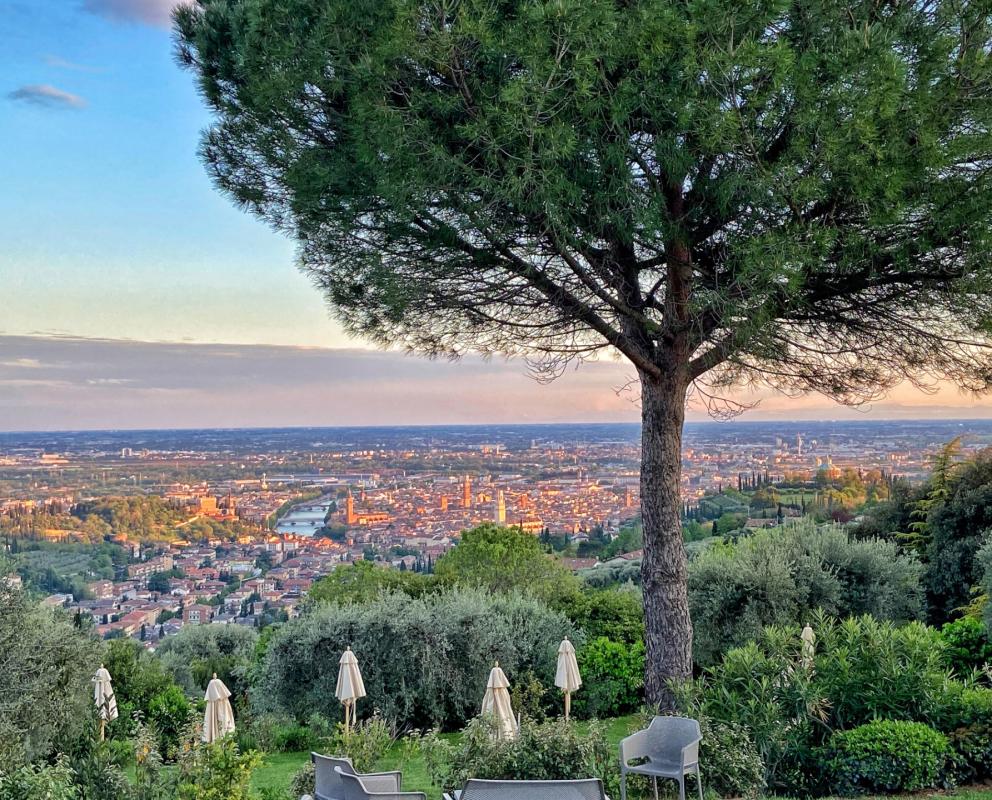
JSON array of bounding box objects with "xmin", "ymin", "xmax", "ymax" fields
[
  {"xmin": 310, "ymin": 754, "xmax": 403, "ymax": 800},
  {"xmin": 618, "ymin": 716, "xmax": 702, "ymax": 800},
  {"xmin": 447, "ymin": 778, "xmax": 607, "ymax": 800},
  {"xmin": 335, "ymin": 766, "xmax": 427, "ymax": 800}
]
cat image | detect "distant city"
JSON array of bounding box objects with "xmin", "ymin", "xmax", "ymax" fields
[{"xmin": 2, "ymin": 419, "xmax": 987, "ymax": 646}]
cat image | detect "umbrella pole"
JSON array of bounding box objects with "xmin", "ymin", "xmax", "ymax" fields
[
  {"xmin": 564, "ymin": 691, "xmax": 571, "ymax": 722},
  {"xmin": 99, "ymin": 718, "xmax": 105, "ymax": 741}
]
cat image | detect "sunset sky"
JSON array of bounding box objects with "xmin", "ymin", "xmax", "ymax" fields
[{"xmin": 2, "ymin": 0, "xmax": 991, "ymax": 430}]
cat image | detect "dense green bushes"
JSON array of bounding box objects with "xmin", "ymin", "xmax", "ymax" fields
[
  {"xmin": 980, "ymin": 535, "xmax": 992, "ymax": 633},
  {"xmin": 156, "ymin": 622, "xmax": 258, "ymax": 698},
  {"xmin": 938, "ymin": 615, "xmax": 992, "ymax": 676},
  {"xmin": 688, "ymin": 523, "xmax": 924, "ymax": 665},
  {"xmin": 697, "ymin": 718, "xmax": 766, "ymax": 799},
  {"xmin": 0, "ymin": 569, "xmax": 102, "ymax": 766},
  {"xmin": 256, "ymin": 589, "xmax": 576, "ymax": 729},
  {"xmin": 824, "ymin": 721, "xmax": 949, "ymax": 795},
  {"xmin": 675, "ymin": 614, "xmax": 992, "ymax": 795},
  {"xmin": 573, "ymin": 638, "xmax": 644, "ymax": 719}
]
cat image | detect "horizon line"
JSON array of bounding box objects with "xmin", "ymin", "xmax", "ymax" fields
[{"xmin": 1, "ymin": 417, "xmax": 989, "ymax": 437}]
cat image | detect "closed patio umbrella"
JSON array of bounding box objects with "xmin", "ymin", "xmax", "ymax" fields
[
  {"xmin": 202, "ymin": 673, "xmax": 236, "ymax": 743},
  {"xmin": 801, "ymin": 623, "xmax": 816, "ymax": 669},
  {"xmin": 336, "ymin": 646, "xmax": 366, "ymax": 734},
  {"xmin": 93, "ymin": 665, "xmax": 118, "ymax": 741},
  {"xmin": 555, "ymin": 637, "xmax": 582, "ymax": 721},
  {"xmin": 481, "ymin": 662, "xmax": 516, "ymax": 740}
]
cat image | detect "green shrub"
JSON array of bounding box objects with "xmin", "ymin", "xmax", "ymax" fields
[
  {"xmin": 697, "ymin": 718, "xmax": 765, "ymax": 799},
  {"xmin": 0, "ymin": 757, "xmax": 79, "ymax": 800},
  {"xmin": 174, "ymin": 737, "xmax": 261, "ymax": 800},
  {"xmin": 689, "ymin": 523, "xmax": 923, "ymax": 666},
  {"xmin": 271, "ymin": 721, "xmax": 315, "ymax": 753},
  {"xmin": 147, "ymin": 685, "xmax": 194, "ymax": 760},
  {"xmin": 814, "ymin": 616, "xmax": 952, "ymax": 729},
  {"xmin": 422, "ymin": 717, "xmax": 614, "ymax": 797},
  {"xmin": 675, "ymin": 614, "xmax": 958, "ymax": 792},
  {"xmin": 939, "ymin": 616, "xmax": 992, "ymax": 676},
  {"xmin": 937, "ymin": 683, "xmax": 992, "ymax": 729},
  {"xmin": 64, "ymin": 736, "xmax": 133, "ymax": 800},
  {"xmin": 979, "ymin": 535, "xmax": 992, "ymax": 634},
  {"xmin": 674, "ymin": 636, "xmax": 823, "ymax": 792},
  {"xmin": 0, "ymin": 573, "xmax": 102, "ymax": 766},
  {"xmin": 322, "ymin": 714, "xmax": 393, "ymax": 772},
  {"xmin": 566, "ymin": 589, "xmax": 643, "ymax": 645},
  {"xmin": 825, "ymin": 720, "xmax": 948, "ymax": 795},
  {"xmin": 573, "ymin": 638, "xmax": 644, "ymax": 719},
  {"xmin": 257, "ymin": 590, "xmax": 575, "ymax": 729},
  {"xmin": 946, "ymin": 723, "xmax": 992, "ymax": 784},
  {"xmin": 290, "ymin": 762, "xmax": 315, "ymax": 799},
  {"xmin": 156, "ymin": 623, "xmax": 258, "ymax": 699}
]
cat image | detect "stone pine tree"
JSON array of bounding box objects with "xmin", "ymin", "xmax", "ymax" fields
[{"xmin": 176, "ymin": 0, "xmax": 992, "ymax": 707}]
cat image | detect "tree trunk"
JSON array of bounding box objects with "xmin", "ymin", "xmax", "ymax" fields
[{"xmin": 639, "ymin": 369, "xmax": 693, "ymax": 710}]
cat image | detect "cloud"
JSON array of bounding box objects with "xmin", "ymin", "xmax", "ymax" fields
[
  {"xmin": 81, "ymin": 0, "xmax": 180, "ymax": 27},
  {"xmin": 8, "ymin": 84, "xmax": 86, "ymax": 109},
  {"xmin": 2, "ymin": 334, "xmax": 991, "ymax": 431},
  {"xmin": 43, "ymin": 55, "xmax": 104, "ymax": 73}
]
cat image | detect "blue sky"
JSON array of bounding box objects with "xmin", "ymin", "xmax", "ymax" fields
[
  {"xmin": 0, "ymin": 1, "xmax": 987, "ymax": 429},
  {"xmin": 1, "ymin": 0, "xmax": 346, "ymax": 346}
]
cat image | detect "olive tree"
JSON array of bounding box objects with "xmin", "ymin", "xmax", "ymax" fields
[{"xmin": 176, "ymin": 0, "xmax": 992, "ymax": 706}]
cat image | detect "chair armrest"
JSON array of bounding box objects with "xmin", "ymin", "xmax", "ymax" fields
[
  {"xmin": 359, "ymin": 772, "xmax": 403, "ymax": 793},
  {"xmin": 361, "ymin": 793, "xmax": 425, "ymax": 800},
  {"xmin": 619, "ymin": 730, "xmax": 651, "ymax": 767},
  {"xmin": 681, "ymin": 737, "xmax": 701, "ymax": 767},
  {"xmin": 442, "ymin": 793, "xmax": 459, "ymax": 800}
]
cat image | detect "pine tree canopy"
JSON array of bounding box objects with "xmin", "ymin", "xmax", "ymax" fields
[{"xmin": 177, "ymin": 0, "xmax": 992, "ymax": 405}]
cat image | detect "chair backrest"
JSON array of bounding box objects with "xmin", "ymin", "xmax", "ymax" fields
[
  {"xmin": 645, "ymin": 716, "xmax": 701, "ymax": 763},
  {"xmin": 336, "ymin": 767, "xmax": 373, "ymax": 800},
  {"xmin": 312, "ymin": 754, "xmax": 355, "ymax": 800},
  {"xmin": 460, "ymin": 778, "xmax": 606, "ymax": 800}
]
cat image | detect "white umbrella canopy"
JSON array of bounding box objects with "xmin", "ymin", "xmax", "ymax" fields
[
  {"xmin": 481, "ymin": 662, "xmax": 517, "ymax": 740},
  {"xmin": 335, "ymin": 646, "xmax": 366, "ymax": 733},
  {"xmin": 554, "ymin": 638, "xmax": 582, "ymax": 720},
  {"xmin": 93, "ymin": 665, "xmax": 118, "ymax": 740},
  {"xmin": 202, "ymin": 673, "xmax": 236, "ymax": 743}
]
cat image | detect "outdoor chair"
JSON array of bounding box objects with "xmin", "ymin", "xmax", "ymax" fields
[
  {"xmin": 308, "ymin": 754, "xmax": 403, "ymax": 800},
  {"xmin": 334, "ymin": 766, "xmax": 427, "ymax": 800},
  {"xmin": 619, "ymin": 716, "xmax": 702, "ymax": 800},
  {"xmin": 443, "ymin": 777, "xmax": 608, "ymax": 800}
]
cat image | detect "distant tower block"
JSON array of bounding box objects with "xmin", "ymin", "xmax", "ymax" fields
[
  {"xmin": 624, "ymin": 487, "xmax": 634, "ymax": 508},
  {"xmin": 346, "ymin": 491, "xmax": 357, "ymax": 525},
  {"xmin": 493, "ymin": 490, "xmax": 506, "ymax": 524},
  {"xmin": 440, "ymin": 495, "xmax": 448, "ymax": 512},
  {"xmin": 463, "ymin": 475, "xmax": 472, "ymax": 508}
]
